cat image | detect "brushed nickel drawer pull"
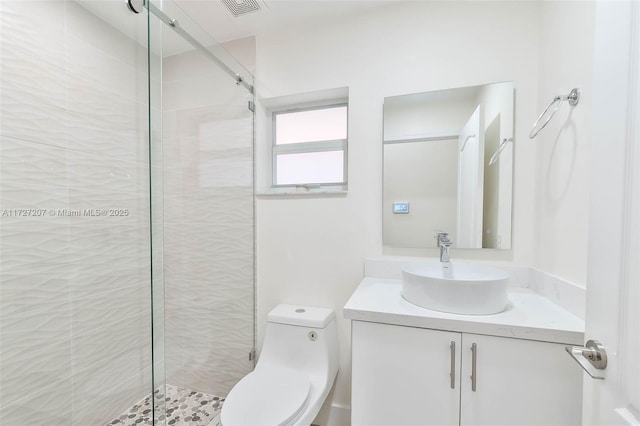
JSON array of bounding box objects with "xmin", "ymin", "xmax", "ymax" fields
[
  {"xmin": 470, "ymin": 343, "xmax": 477, "ymax": 392},
  {"xmin": 450, "ymin": 341, "xmax": 456, "ymax": 389}
]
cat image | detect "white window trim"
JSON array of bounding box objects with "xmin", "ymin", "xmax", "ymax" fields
[{"xmin": 265, "ymin": 100, "xmax": 349, "ymax": 195}]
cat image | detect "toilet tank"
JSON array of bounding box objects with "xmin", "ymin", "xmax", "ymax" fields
[
  {"xmin": 268, "ymin": 304, "xmax": 335, "ymax": 328},
  {"xmin": 259, "ymin": 304, "xmax": 339, "ymax": 380}
]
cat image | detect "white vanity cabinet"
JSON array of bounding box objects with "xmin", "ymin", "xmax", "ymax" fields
[
  {"xmin": 459, "ymin": 332, "xmax": 582, "ymax": 425},
  {"xmin": 351, "ymin": 320, "xmax": 582, "ymax": 426},
  {"xmin": 351, "ymin": 321, "xmax": 461, "ymax": 426}
]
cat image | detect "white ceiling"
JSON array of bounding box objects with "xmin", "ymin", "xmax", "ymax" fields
[
  {"xmin": 173, "ymin": 0, "xmax": 395, "ymax": 43},
  {"xmin": 77, "ymin": 0, "xmax": 395, "ymax": 72}
]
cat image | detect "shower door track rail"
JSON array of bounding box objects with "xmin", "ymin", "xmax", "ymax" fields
[{"xmin": 144, "ymin": 1, "xmax": 254, "ymax": 94}]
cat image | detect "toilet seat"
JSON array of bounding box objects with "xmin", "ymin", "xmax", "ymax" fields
[{"xmin": 221, "ymin": 366, "xmax": 311, "ymax": 426}]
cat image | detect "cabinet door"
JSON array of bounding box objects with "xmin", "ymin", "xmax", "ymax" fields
[
  {"xmin": 351, "ymin": 321, "xmax": 461, "ymax": 426},
  {"xmin": 460, "ymin": 333, "xmax": 582, "ymax": 426}
]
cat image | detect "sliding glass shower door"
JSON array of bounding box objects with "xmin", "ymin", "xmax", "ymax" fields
[
  {"xmin": 0, "ymin": 1, "xmax": 156, "ymax": 423},
  {"xmin": 0, "ymin": 0, "xmax": 254, "ymax": 424},
  {"xmin": 149, "ymin": 0, "xmax": 256, "ymax": 421}
]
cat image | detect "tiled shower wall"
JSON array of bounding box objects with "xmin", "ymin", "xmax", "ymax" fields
[
  {"xmin": 0, "ymin": 1, "xmax": 157, "ymax": 424},
  {"xmin": 162, "ymin": 39, "xmax": 255, "ymax": 397}
]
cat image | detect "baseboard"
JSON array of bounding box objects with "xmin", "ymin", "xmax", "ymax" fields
[{"xmin": 313, "ymin": 403, "xmax": 351, "ymax": 426}]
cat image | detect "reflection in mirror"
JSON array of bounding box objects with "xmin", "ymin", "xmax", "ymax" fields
[{"xmin": 383, "ymin": 82, "xmax": 514, "ymax": 249}]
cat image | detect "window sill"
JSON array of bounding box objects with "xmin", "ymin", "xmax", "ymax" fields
[{"xmin": 256, "ymin": 188, "xmax": 348, "ymax": 198}]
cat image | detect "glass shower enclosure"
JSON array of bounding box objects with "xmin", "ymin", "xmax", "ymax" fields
[{"xmin": 0, "ymin": 0, "xmax": 255, "ymax": 424}]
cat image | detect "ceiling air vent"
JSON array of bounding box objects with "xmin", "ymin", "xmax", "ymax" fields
[{"xmin": 220, "ymin": 0, "xmax": 264, "ymax": 17}]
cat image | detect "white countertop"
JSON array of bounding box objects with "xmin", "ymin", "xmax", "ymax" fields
[{"xmin": 343, "ymin": 278, "xmax": 584, "ymax": 345}]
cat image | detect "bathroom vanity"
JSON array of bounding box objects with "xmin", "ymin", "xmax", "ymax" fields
[{"xmin": 344, "ymin": 267, "xmax": 585, "ymax": 426}]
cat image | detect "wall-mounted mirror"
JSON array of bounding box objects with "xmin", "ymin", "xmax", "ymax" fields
[{"xmin": 383, "ymin": 81, "xmax": 514, "ymax": 249}]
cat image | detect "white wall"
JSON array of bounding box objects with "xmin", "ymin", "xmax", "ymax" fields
[
  {"xmin": 533, "ymin": 1, "xmax": 595, "ymax": 286},
  {"xmin": 255, "ymin": 1, "xmax": 541, "ymax": 414}
]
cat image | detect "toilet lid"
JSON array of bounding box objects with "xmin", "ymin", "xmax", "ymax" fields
[{"xmin": 222, "ymin": 366, "xmax": 311, "ymax": 426}]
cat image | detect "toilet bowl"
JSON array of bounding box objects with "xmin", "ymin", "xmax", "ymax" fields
[{"xmin": 221, "ymin": 304, "xmax": 339, "ymax": 426}]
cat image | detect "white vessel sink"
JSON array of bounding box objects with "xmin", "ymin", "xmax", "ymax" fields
[{"xmin": 401, "ymin": 261, "xmax": 510, "ymax": 315}]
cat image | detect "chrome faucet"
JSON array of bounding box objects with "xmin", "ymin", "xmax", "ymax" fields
[{"xmin": 437, "ymin": 232, "xmax": 452, "ymax": 263}]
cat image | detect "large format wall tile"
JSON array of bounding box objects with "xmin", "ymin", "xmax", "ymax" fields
[
  {"xmin": 0, "ymin": 0, "xmax": 155, "ymax": 423},
  {"xmin": 65, "ymin": 0, "xmax": 149, "ymax": 72},
  {"xmin": 71, "ymin": 313, "xmax": 151, "ymax": 376},
  {"xmin": 65, "ymin": 149, "xmax": 149, "ymax": 193},
  {"xmin": 0, "ymin": 376, "xmax": 73, "ymax": 426},
  {"xmin": 0, "ymin": 94, "xmax": 68, "ymax": 148},
  {"xmin": 1, "ymin": 182, "xmax": 69, "ymax": 211},
  {"xmin": 69, "ymin": 264, "xmax": 151, "ymax": 300},
  {"xmin": 163, "ymin": 48, "xmax": 226, "ymax": 83},
  {"xmin": 164, "ymin": 246, "xmax": 253, "ymax": 285},
  {"xmin": 0, "ymin": 17, "xmax": 67, "ymax": 147},
  {"xmin": 163, "ymin": 75, "xmax": 249, "ymax": 111},
  {"xmin": 66, "ymin": 113, "xmax": 149, "ymax": 163},
  {"xmin": 162, "ymin": 187, "xmax": 253, "ymax": 224},
  {"xmin": 165, "ymin": 307, "xmax": 254, "ymax": 396},
  {"xmin": 2, "ymin": 2, "xmax": 254, "ymax": 422},
  {"xmin": 165, "ymin": 280, "xmax": 253, "ymax": 316},
  {"xmin": 0, "ymin": 337, "xmax": 72, "ymax": 407},
  {"xmin": 1, "ymin": 264, "xmax": 73, "ymax": 408},
  {"xmin": 0, "ymin": 1, "xmax": 66, "ymax": 70},
  {"xmin": 161, "ymin": 104, "xmax": 252, "ymax": 167},
  {"xmin": 162, "ymin": 151, "xmax": 253, "ymax": 195},
  {"xmin": 0, "ymin": 301, "xmax": 71, "ymax": 350},
  {"xmin": 0, "ymin": 53, "xmax": 67, "ymax": 111},
  {"xmin": 171, "ymin": 104, "xmax": 252, "ymax": 143},
  {"xmin": 64, "ymin": 224, "xmax": 150, "ymax": 266},
  {"xmin": 0, "ymin": 224, "xmax": 72, "ymax": 270},
  {"xmin": 1, "ymin": 137, "xmax": 70, "ymax": 187},
  {"xmin": 70, "ymin": 284, "xmax": 150, "ymax": 337},
  {"xmin": 65, "ymin": 34, "xmax": 148, "ymax": 105},
  {"xmin": 163, "ymin": 54, "xmax": 255, "ymax": 396},
  {"xmin": 163, "ymin": 47, "xmax": 255, "ymax": 398},
  {"xmin": 0, "ymin": 264, "xmax": 72, "ymax": 318},
  {"xmin": 71, "ymin": 358, "xmax": 152, "ymax": 426}
]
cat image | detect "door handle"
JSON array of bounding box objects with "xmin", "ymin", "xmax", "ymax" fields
[
  {"xmin": 470, "ymin": 343, "xmax": 477, "ymax": 392},
  {"xmin": 565, "ymin": 339, "xmax": 607, "ymax": 380}
]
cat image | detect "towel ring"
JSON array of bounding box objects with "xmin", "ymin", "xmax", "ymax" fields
[
  {"xmin": 489, "ymin": 137, "xmax": 513, "ymax": 166},
  {"xmin": 529, "ymin": 88, "xmax": 580, "ymax": 139}
]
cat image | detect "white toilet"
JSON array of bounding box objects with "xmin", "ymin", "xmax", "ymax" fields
[{"xmin": 221, "ymin": 304, "xmax": 339, "ymax": 426}]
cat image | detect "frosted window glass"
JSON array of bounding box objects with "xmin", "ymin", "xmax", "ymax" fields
[
  {"xmin": 275, "ymin": 106, "xmax": 347, "ymax": 144},
  {"xmin": 276, "ymin": 151, "xmax": 344, "ymax": 185}
]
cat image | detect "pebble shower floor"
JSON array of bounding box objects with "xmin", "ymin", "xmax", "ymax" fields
[{"xmin": 106, "ymin": 384, "xmax": 224, "ymax": 426}]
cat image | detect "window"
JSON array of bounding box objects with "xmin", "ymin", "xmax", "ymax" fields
[{"xmin": 272, "ymin": 103, "xmax": 348, "ymax": 189}]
